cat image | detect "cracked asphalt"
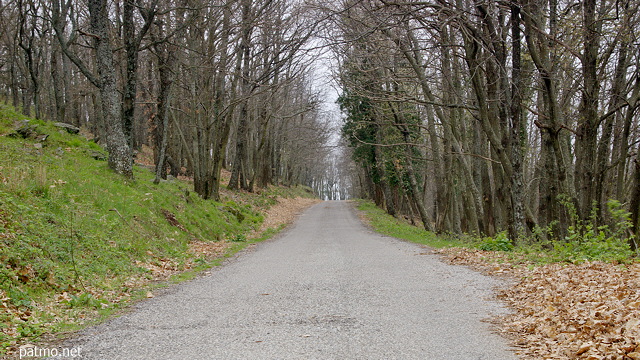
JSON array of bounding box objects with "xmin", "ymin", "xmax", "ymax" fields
[{"xmin": 60, "ymin": 201, "xmax": 516, "ymax": 359}]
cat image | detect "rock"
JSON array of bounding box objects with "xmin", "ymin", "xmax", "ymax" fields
[
  {"xmin": 9, "ymin": 120, "xmax": 39, "ymax": 139},
  {"xmin": 33, "ymin": 143, "xmax": 43, "ymax": 149},
  {"xmin": 91, "ymin": 151, "xmax": 107, "ymax": 161},
  {"xmin": 54, "ymin": 122, "xmax": 80, "ymax": 134}
]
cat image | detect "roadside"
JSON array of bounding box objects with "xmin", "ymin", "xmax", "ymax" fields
[
  {"xmin": 2, "ymin": 196, "xmax": 319, "ymax": 360},
  {"xmin": 356, "ymin": 200, "xmax": 640, "ymax": 360},
  {"xmin": 0, "ymin": 103, "xmax": 321, "ymax": 358},
  {"xmin": 436, "ymin": 248, "xmax": 640, "ymax": 360}
]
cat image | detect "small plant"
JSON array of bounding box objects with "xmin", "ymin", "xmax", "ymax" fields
[
  {"xmin": 7, "ymin": 288, "xmax": 32, "ymax": 308},
  {"xmin": 479, "ymin": 232, "xmax": 514, "ymax": 252},
  {"xmin": 65, "ymin": 293, "xmax": 106, "ymax": 309},
  {"xmin": 231, "ymin": 234, "xmax": 247, "ymax": 242},
  {"xmin": 30, "ymin": 165, "xmax": 50, "ymax": 198}
]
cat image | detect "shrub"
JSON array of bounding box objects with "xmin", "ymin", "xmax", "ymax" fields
[
  {"xmin": 479, "ymin": 232, "xmax": 514, "ymax": 252},
  {"xmin": 551, "ymin": 198, "xmax": 635, "ymax": 263}
]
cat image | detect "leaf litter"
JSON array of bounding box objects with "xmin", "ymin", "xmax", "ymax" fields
[{"xmin": 434, "ymin": 247, "xmax": 640, "ymax": 359}]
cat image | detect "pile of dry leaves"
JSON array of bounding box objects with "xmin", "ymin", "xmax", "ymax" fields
[
  {"xmin": 257, "ymin": 197, "xmax": 321, "ymax": 233},
  {"xmin": 435, "ymin": 248, "xmax": 640, "ymax": 359}
]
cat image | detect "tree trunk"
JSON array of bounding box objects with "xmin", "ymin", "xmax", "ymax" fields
[
  {"xmin": 574, "ymin": 0, "xmax": 600, "ymax": 221},
  {"xmin": 629, "ymin": 154, "xmax": 640, "ymax": 251},
  {"xmin": 88, "ymin": 0, "xmax": 133, "ymax": 177},
  {"xmin": 122, "ymin": 0, "xmax": 137, "ymax": 148},
  {"xmin": 153, "ymin": 41, "xmax": 176, "ymax": 184},
  {"xmin": 509, "ymin": 3, "xmax": 526, "ymax": 241},
  {"xmin": 51, "ymin": 44, "xmax": 66, "ymax": 122},
  {"xmin": 229, "ymin": 0, "xmax": 253, "ymax": 191}
]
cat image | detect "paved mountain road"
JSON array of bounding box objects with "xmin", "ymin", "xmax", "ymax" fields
[{"xmin": 63, "ymin": 201, "xmax": 516, "ymax": 359}]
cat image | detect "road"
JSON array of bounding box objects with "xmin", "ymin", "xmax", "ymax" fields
[{"xmin": 62, "ymin": 201, "xmax": 516, "ymax": 359}]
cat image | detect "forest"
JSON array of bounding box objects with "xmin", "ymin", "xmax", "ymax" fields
[
  {"xmin": 330, "ymin": 0, "xmax": 640, "ymax": 248},
  {"xmin": 1, "ymin": 0, "xmax": 639, "ymax": 248},
  {"xmin": 0, "ymin": 0, "xmax": 334, "ymax": 202}
]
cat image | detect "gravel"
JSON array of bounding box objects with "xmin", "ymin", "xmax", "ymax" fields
[{"xmin": 59, "ymin": 201, "xmax": 517, "ymax": 359}]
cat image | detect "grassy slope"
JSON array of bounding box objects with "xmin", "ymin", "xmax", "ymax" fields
[
  {"xmin": 355, "ymin": 200, "xmax": 470, "ymax": 248},
  {"xmin": 0, "ymin": 104, "xmax": 313, "ymax": 354}
]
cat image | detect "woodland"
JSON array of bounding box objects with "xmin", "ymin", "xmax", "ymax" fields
[
  {"xmin": 1, "ymin": 0, "xmax": 639, "ymax": 247},
  {"xmin": 0, "ymin": 0, "xmax": 334, "ymax": 202},
  {"xmin": 332, "ymin": 0, "xmax": 640, "ymax": 247},
  {"xmin": 2, "ymin": 1, "xmax": 640, "ymax": 357}
]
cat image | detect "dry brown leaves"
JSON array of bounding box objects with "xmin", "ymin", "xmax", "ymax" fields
[
  {"xmin": 1, "ymin": 289, "xmax": 32, "ymax": 340},
  {"xmin": 256, "ymin": 197, "xmax": 321, "ymax": 233},
  {"xmin": 133, "ymin": 145, "xmax": 155, "ymax": 167},
  {"xmin": 134, "ymin": 258, "xmax": 181, "ymax": 279},
  {"xmin": 434, "ymin": 248, "xmax": 640, "ymax": 359},
  {"xmin": 188, "ymin": 240, "xmax": 229, "ymax": 259}
]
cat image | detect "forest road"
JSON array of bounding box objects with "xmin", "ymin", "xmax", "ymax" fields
[{"xmin": 61, "ymin": 201, "xmax": 517, "ymax": 360}]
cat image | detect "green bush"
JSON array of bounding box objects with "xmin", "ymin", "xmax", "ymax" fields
[
  {"xmin": 551, "ymin": 200, "xmax": 635, "ymax": 263},
  {"xmin": 478, "ymin": 232, "xmax": 514, "ymax": 251}
]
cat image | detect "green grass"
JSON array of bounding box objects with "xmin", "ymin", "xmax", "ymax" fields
[
  {"xmin": 0, "ymin": 103, "xmax": 311, "ymax": 355},
  {"xmin": 355, "ymin": 200, "xmax": 470, "ymax": 248},
  {"xmin": 356, "ymin": 199, "xmax": 638, "ymax": 266}
]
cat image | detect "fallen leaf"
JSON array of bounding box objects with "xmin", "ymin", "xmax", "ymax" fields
[{"xmin": 576, "ymin": 342, "xmax": 593, "ymax": 356}]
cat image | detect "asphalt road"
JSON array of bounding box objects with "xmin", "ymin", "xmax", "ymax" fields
[{"xmin": 62, "ymin": 201, "xmax": 516, "ymax": 359}]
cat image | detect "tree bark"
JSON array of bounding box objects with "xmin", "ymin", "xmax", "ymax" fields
[
  {"xmin": 630, "ymin": 154, "xmax": 640, "ymax": 251},
  {"xmin": 88, "ymin": 0, "xmax": 133, "ymax": 177},
  {"xmin": 229, "ymin": 0, "xmax": 253, "ymax": 191},
  {"xmin": 509, "ymin": 3, "xmax": 526, "ymax": 240},
  {"xmin": 574, "ymin": 0, "xmax": 600, "ymax": 221}
]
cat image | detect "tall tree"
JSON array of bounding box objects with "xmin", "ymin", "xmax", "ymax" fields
[{"xmin": 52, "ymin": 0, "xmax": 132, "ymax": 177}]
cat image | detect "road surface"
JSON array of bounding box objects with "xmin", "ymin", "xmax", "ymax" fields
[{"xmin": 62, "ymin": 201, "xmax": 516, "ymax": 359}]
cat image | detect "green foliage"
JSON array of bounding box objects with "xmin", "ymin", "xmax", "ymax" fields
[
  {"xmin": 356, "ymin": 200, "xmax": 468, "ymax": 248},
  {"xmin": 338, "ymin": 91, "xmax": 378, "ymax": 178},
  {"xmin": 339, "ymin": 82, "xmax": 425, "ymax": 204},
  {"xmin": 478, "ymin": 232, "xmax": 514, "ymax": 252},
  {"xmin": 544, "ymin": 198, "xmax": 632, "ymax": 262},
  {"xmin": 510, "ymin": 198, "xmax": 637, "ymax": 264},
  {"xmin": 359, "ymin": 196, "xmax": 636, "ymax": 265},
  {"xmin": 231, "ymin": 234, "xmax": 247, "ymax": 242},
  {"xmin": 546, "ymin": 199, "xmax": 635, "ymax": 263},
  {"xmin": 65, "ymin": 293, "xmax": 106, "ymax": 309}
]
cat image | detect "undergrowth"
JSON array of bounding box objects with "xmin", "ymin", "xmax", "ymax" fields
[{"xmin": 356, "ymin": 199, "xmax": 638, "ymax": 265}]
